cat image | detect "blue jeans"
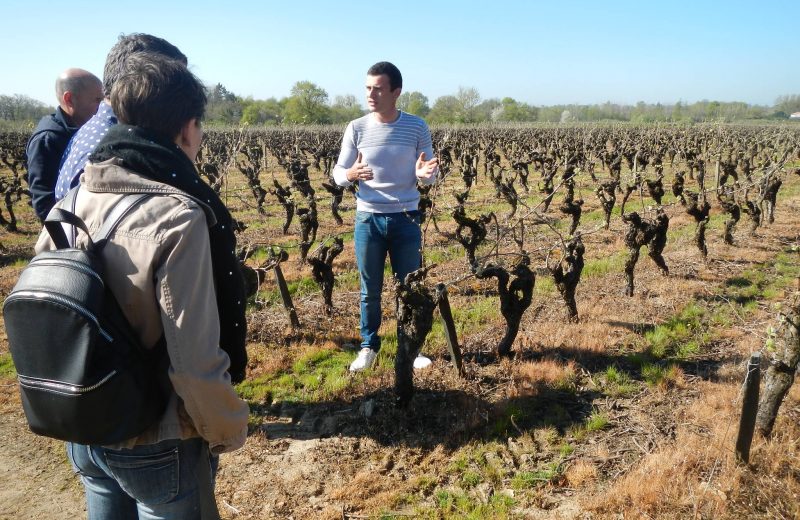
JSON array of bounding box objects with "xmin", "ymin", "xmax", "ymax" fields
[
  {"xmin": 354, "ymin": 210, "xmax": 422, "ymax": 351},
  {"xmin": 66, "ymin": 438, "xmax": 218, "ymax": 520}
]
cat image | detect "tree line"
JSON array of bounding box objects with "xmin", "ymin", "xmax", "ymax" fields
[
  {"xmin": 205, "ymin": 84, "xmax": 800, "ymax": 126},
  {"xmin": 2, "ymin": 84, "xmax": 800, "ymax": 128}
]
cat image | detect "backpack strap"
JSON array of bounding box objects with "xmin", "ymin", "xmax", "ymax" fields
[
  {"xmin": 43, "ymin": 189, "xmax": 150, "ymax": 252},
  {"xmin": 63, "ymin": 187, "xmax": 80, "ymax": 247},
  {"xmin": 92, "ymin": 193, "xmax": 150, "ymax": 247},
  {"xmin": 43, "ymin": 208, "xmax": 93, "ymax": 250}
]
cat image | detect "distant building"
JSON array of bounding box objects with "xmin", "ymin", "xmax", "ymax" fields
[{"xmin": 790, "ymin": 112, "xmax": 800, "ymax": 119}]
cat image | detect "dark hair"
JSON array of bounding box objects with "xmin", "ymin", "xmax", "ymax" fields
[
  {"xmin": 110, "ymin": 52, "xmax": 206, "ymax": 140},
  {"xmin": 103, "ymin": 33, "xmax": 187, "ymax": 97},
  {"xmin": 367, "ymin": 61, "xmax": 402, "ymax": 91}
]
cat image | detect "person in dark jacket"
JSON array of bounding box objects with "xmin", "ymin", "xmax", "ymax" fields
[{"xmin": 25, "ymin": 69, "xmax": 102, "ymax": 221}]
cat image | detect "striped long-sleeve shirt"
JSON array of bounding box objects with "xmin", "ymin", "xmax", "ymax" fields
[{"xmin": 333, "ymin": 111, "xmax": 435, "ymax": 213}]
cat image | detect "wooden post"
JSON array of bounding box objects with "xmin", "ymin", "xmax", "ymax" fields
[
  {"xmin": 735, "ymin": 352, "xmax": 761, "ymax": 464},
  {"xmin": 436, "ymin": 283, "xmax": 464, "ymax": 377},
  {"xmin": 273, "ymin": 264, "xmax": 300, "ymax": 329}
]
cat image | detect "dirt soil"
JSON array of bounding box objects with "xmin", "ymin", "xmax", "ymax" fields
[{"xmin": 1, "ymin": 179, "xmax": 799, "ymax": 519}]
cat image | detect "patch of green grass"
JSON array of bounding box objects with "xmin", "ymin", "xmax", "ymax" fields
[
  {"xmin": 511, "ymin": 462, "xmax": 561, "ymax": 490},
  {"xmin": 582, "ymin": 203, "xmax": 623, "ymax": 225},
  {"xmin": 534, "ymin": 275, "xmax": 556, "ymax": 296},
  {"xmin": 424, "ymin": 287, "xmax": 501, "ymax": 351},
  {"xmin": 447, "ymin": 441, "xmax": 507, "ymax": 491},
  {"xmin": 641, "ymin": 362, "xmax": 681, "ymax": 388},
  {"xmin": 423, "ymin": 243, "xmax": 464, "ymax": 266},
  {"xmin": 452, "ymin": 296, "xmax": 500, "ymax": 335},
  {"xmin": 373, "ymin": 330, "xmax": 398, "ymax": 372},
  {"xmin": 645, "ymin": 302, "xmax": 704, "ymax": 358},
  {"xmin": 720, "ymin": 254, "xmax": 800, "ymax": 311},
  {"xmin": 447, "ymin": 453, "xmax": 470, "ymax": 474},
  {"xmin": 235, "ymin": 347, "xmax": 352, "ymax": 404},
  {"xmin": 0, "ymin": 354, "xmax": 16, "ymax": 378},
  {"xmin": 256, "ymin": 275, "xmax": 319, "ymax": 305},
  {"xmin": 583, "ymin": 251, "xmax": 625, "ymax": 278},
  {"xmin": 411, "ymin": 475, "xmax": 438, "ymax": 495},
  {"xmin": 335, "ymin": 269, "xmax": 361, "ymax": 291},
  {"xmin": 460, "ymin": 470, "xmax": 482, "ymax": 488},
  {"xmin": 598, "ymin": 365, "xmax": 639, "ymax": 397},
  {"xmin": 570, "ymin": 409, "xmax": 609, "ymax": 442},
  {"xmin": 558, "ymin": 442, "xmax": 575, "ymax": 457},
  {"xmin": 585, "ymin": 410, "xmax": 609, "ymax": 432},
  {"xmin": 428, "ymin": 489, "xmax": 515, "ymax": 519}
]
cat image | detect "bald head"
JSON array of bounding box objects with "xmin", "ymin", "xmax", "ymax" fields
[{"xmin": 55, "ymin": 68, "xmax": 103, "ymax": 127}]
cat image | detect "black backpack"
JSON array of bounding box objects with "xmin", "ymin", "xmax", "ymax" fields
[{"xmin": 3, "ymin": 190, "xmax": 168, "ymax": 445}]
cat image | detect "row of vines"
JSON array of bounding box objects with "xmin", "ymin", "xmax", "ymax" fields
[{"xmin": 2, "ymin": 124, "xmax": 799, "ymax": 399}]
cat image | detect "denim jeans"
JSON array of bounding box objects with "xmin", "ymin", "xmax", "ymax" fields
[
  {"xmin": 354, "ymin": 210, "xmax": 422, "ymax": 351},
  {"xmin": 66, "ymin": 437, "xmax": 218, "ymax": 520}
]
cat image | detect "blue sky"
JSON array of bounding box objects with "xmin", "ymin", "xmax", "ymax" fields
[{"xmin": 2, "ymin": 0, "xmax": 797, "ymax": 108}]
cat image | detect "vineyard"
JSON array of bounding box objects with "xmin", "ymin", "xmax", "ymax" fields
[{"xmin": 1, "ymin": 122, "xmax": 800, "ymax": 519}]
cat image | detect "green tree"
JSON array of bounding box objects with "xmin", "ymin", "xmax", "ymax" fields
[
  {"xmin": 240, "ymin": 97, "xmax": 283, "ymax": 125},
  {"xmin": 330, "ymin": 94, "xmax": 364, "ymax": 123},
  {"xmin": 427, "ymin": 95, "xmax": 461, "ymax": 124},
  {"xmin": 495, "ymin": 97, "xmax": 538, "ymax": 122},
  {"xmin": 473, "ymin": 98, "xmax": 501, "ymax": 122},
  {"xmin": 455, "ymin": 86, "xmax": 481, "ymax": 122},
  {"xmin": 283, "ymin": 81, "xmax": 331, "ymax": 124},
  {"xmin": 397, "ymin": 91, "xmax": 430, "ymax": 117},
  {"xmin": 0, "ymin": 94, "xmax": 52, "ymax": 122},
  {"xmin": 671, "ymin": 101, "xmax": 685, "ymax": 121},
  {"xmin": 774, "ymin": 94, "xmax": 800, "ymax": 116},
  {"xmin": 205, "ymin": 83, "xmax": 244, "ymax": 124}
]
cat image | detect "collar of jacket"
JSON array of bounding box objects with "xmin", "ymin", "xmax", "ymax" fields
[
  {"xmin": 53, "ymin": 107, "xmax": 78, "ymax": 132},
  {"xmin": 80, "ymin": 158, "xmax": 218, "ymax": 227}
]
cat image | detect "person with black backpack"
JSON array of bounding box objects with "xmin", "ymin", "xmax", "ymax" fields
[{"xmin": 31, "ymin": 52, "xmax": 248, "ymax": 519}]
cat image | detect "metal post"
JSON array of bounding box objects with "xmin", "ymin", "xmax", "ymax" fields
[
  {"xmin": 735, "ymin": 352, "xmax": 761, "ymax": 464},
  {"xmin": 436, "ymin": 283, "xmax": 464, "ymax": 377}
]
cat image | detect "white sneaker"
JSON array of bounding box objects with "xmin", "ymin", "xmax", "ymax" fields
[
  {"xmin": 349, "ymin": 348, "xmax": 378, "ymax": 372},
  {"xmin": 413, "ymin": 355, "xmax": 432, "ymax": 370}
]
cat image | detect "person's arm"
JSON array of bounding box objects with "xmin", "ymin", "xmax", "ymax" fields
[
  {"xmin": 55, "ymin": 138, "xmax": 85, "ymax": 201},
  {"xmin": 415, "ymin": 123, "xmax": 438, "ymax": 186},
  {"xmin": 156, "ymin": 204, "xmax": 249, "ymax": 453},
  {"xmin": 25, "ymin": 132, "xmax": 60, "ymax": 221},
  {"xmin": 333, "ymin": 123, "xmax": 370, "ymax": 186}
]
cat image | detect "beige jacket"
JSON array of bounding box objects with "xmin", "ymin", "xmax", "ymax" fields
[{"xmin": 35, "ymin": 158, "xmax": 248, "ymax": 453}]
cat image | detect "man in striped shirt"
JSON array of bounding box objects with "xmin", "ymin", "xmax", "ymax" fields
[{"xmin": 333, "ymin": 61, "xmax": 439, "ymax": 375}]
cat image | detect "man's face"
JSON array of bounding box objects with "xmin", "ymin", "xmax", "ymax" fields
[
  {"xmin": 69, "ymin": 82, "xmax": 103, "ymax": 127},
  {"xmin": 365, "ymin": 74, "xmax": 400, "ymax": 115}
]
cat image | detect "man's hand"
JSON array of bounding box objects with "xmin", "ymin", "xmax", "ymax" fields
[
  {"xmin": 415, "ymin": 152, "xmax": 439, "ymax": 181},
  {"xmin": 346, "ymin": 151, "xmax": 373, "ymax": 182}
]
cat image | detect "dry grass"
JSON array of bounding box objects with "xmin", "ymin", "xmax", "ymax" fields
[
  {"xmin": 564, "ymin": 459, "xmax": 598, "ymax": 487},
  {"xmin": 584, "ymin": 376, "xmax": 800, "ymax": 519},
  {"xmin": 510, "ymin": 359, "xmax": 578, "ymax": 397}
]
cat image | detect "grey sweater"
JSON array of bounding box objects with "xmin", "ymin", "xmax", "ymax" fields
[{"xmin": 333, "ymin": 111, "xmax": 435, "ymax": 213}]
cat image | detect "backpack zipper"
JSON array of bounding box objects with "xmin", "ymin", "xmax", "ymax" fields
[
  {"xmin": 5, "ymin": 290, "xmax": 113, "ymax": 342},
  {"xmin": 27, "ymin": 258, "xmax": 104, "ymax": 286},
  {"xmin": 18, "ymin": 371, "xmax": 117, "ymax": 395}
]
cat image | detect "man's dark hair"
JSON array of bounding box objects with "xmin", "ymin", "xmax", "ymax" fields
[
  {"xmin": 367, "ymin": 61, "xmax": 402, "ymax": 91},
  {"xmin": 103, "ymin": 33, "xmax": 187, "ymax": 97},
  {"xmin": 111, "ymin": 52, "xmax": 206, "ymax": 140}
]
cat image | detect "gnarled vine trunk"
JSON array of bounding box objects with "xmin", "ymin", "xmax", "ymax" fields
[
  {"xmin": 394, "ymin": 268, "xmax": 437, "ymax": 408},
  {"xmin": 756, "ymin": 291, "xmax": 800, "ymax": 437}
]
